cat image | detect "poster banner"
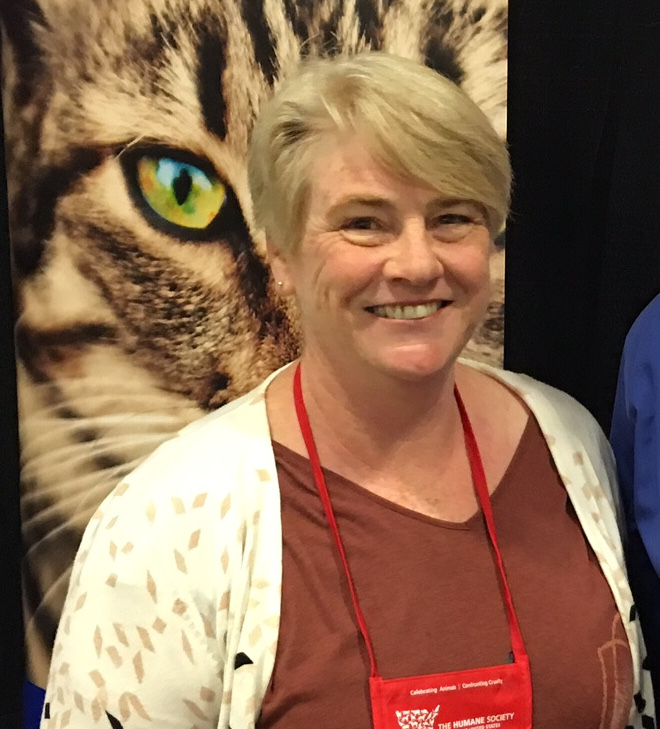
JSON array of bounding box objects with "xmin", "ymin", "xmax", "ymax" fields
[{"xmin": 0, "ymin": 0, "xmax": 508, "ymax": 708}]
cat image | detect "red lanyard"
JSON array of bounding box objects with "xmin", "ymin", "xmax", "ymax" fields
[{"xmin": 292, "ymin": 362, "xmax": 527, "ymax": 678}]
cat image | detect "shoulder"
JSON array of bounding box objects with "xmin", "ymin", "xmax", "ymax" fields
[
  {"xmin": 79, "ymin": 375, "xmax": 278, "ymax": 575},
  {"xmin": 619, "ymin": 294, "xmax": 660, "ymax": 377},
  {"xmin": 461, "ymin": 360, "xmax": 614, "ymax": 484},
  {"xmin": 123, "ymin": 379, "xmax": 272, "ymax": 499},
  {"xmin": 462, "ymin": 360, "xmax": 623, "ymax": 527},
  {"xmin": 627, "ymin": 293, "xmax": 660, "ymax": 345},
  {"xmin": 463, "ymin": 359, "xmax": 601, "ymax": 436}
]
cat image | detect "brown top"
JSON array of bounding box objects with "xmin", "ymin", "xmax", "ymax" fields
[{"xmin": 257, "ymin": 415, "xmax": 633, "ymax": 729}]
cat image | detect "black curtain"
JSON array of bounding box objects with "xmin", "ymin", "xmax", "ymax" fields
[
  {"xmin": 0, "ymin": 65, "xmax": 25, "ymax": 728},
  {"xmin": 506, "ymin": 0, "xmax": 660, "ymax": 705},
  {"xmin": 506, "ymin": 0, "xmax": 660, "ymax": 432}
]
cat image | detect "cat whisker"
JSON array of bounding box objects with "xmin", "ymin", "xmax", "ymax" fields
[
  {"xmin": 22, "ymin": 431, "xmax": 174, "ymax": 467},
  {"xmin": 21, "ymin": 457, "xmax": 144, "ymax": 507},
  {"xmin": 116, "ymin": 134, "xmax": 151, "ymax": 158}
]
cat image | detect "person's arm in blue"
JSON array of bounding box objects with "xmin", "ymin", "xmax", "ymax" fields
[{"xmin": 611, "ymin": 293, "xmax": 660, "ymax": 705}]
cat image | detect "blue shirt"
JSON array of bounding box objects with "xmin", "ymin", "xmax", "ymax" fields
[
  {"xmin": 611, "ymin": 292, "xmax": 660, "ymax": 700},
  {"xmin": 611, "ymin": 293, "xmax": 660, "ymax": 570}
]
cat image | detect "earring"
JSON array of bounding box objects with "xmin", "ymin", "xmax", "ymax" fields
[{"xmin": 277, "ymin": 281, "xmax": 283, "ymax": 287}]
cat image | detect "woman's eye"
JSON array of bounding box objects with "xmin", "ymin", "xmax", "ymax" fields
[
  {"xmin": 135, "ymin": 155, "xmax": 226, "ymax": 230},
  {"xmin": 433, "ymin": 213, "xmax": 473, "ymax": 226},
  {"xmin": 343, "ymin": 217, "xmax": 383, "ymax": 231},
  {"xmin": 430, "ymin": 211, "xmax": 483, "ymax": 241}
]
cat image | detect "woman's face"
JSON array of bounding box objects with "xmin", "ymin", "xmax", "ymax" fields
[{"xmin": 269, "ymin": 137, "xmax": 493, "ymax": 385}]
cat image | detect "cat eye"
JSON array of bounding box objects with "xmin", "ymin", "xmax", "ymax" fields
[
  {"xmin": 135, "ymin": 155, "xmax": 225, "ymax": 229},
  {"xmin": 120, "ymin": 147, "xmax": 241, "ymax": 240}
]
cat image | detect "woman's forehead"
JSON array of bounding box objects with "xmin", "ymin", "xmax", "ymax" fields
[{"xmin": 307, "ymin": 145, "xmax": 470, "ymax": 211}]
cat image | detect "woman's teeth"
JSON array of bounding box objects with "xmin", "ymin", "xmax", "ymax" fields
[{"xmin": 370, "ymin": 302, "xmax": 444, "ymax": 320}]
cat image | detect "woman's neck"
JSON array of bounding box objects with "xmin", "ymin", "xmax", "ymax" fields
[
  {"xmin": 270, "ymin": 351, "xmax": 465, "ymax": 481},
  {"xmin": 266, "ymin": 352, "xmax": 529, "ymax": 521}
]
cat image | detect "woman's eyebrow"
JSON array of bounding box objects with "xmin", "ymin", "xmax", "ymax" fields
[
  {"xmin": 326, "ymin": 196, "xmax": 395, "ymax": 215},
  {"xmin": 426, "ymin": 197, "xmax": 469, "ymax": 210}
]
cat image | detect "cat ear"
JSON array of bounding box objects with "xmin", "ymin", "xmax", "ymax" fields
[{"xmin": 0, "ymin": 0, "xmax": 49, "ymax": 108}]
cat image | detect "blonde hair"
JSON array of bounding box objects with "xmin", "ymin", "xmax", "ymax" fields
[{"xmin": 248, "ymin": 52, "xmax": 511, "ymax": 253}]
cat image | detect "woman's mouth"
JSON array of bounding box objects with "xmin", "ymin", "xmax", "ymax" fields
[{"xmin": 366, "ymin": 301, "xmax": 448, "ymax": 320}]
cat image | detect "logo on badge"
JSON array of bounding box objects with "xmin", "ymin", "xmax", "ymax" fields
[{"xmin": 395, "ymin": 705, "xmax": 440, "ymax": 729}]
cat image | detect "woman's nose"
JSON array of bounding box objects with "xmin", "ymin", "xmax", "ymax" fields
[{"xmin": 384, "ymin": 224, "xmax": 442, "ymax": 285}]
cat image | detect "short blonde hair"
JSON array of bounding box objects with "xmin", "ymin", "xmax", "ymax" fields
[{"xmin": 248, "ymin": 52, "xmax": 511, "ymax": 253}]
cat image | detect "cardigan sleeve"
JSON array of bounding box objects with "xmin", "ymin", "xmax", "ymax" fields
[{"xmin": 40, "ymin": 436, "xmax": 235, "ymax": 729}]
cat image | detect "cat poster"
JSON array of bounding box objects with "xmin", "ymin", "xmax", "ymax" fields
[{"xmin": 0, "ymin": 0, "xmax": 508, "ymax": 697}]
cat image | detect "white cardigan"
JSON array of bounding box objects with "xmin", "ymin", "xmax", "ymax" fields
[{"xmin": 42, "ymin": 363, "xmax": 655, "ymax": 728}]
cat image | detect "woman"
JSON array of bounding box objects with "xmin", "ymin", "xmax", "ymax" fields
[{"xmin": 41, "ymin": 53, "xmax": 653, "ymax": 729}]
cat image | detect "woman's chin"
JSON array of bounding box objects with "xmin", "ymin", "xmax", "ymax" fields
[{"xmin": 363, "ymin": 347, "xmax": 457, "ymax": 383}]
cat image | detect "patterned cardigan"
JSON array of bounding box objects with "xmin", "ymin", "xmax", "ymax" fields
[{"xmin": 42, "ymin": 362, "xmax": 656, "ymax": 729}]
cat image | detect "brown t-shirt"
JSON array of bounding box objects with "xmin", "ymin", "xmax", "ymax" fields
[{"xmin": 257, "ymin": 416, "xmax": 633, "ymax": 729}]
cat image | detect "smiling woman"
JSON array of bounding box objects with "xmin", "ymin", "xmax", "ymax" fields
[
  {"xmin": 41, "ymin": 53, "xmax": 654, "ymax": 729},
  {"xmin": 265, "ymin": 136, "xmax": 493, "ymax": 386}
]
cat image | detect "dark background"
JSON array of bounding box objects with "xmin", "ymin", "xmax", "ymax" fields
[
  {"xmin": 505, "ymin": 0, "xmax": 660, "ymax": 706},
  {"xmin": 0, "ymin": 76, "xmax": 25, "ymax": 727},
  {"xmin": 3, "ymin": 1, "xmax": 660, "ymax": 725},
  {"xmin": 505, "ymin": 0, "xmax": 660, "ymax": 430}
]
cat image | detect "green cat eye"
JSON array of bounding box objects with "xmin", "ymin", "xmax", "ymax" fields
[{"xmin": 136, "ymin": 156, "xmax": 226, "ymax": 230}]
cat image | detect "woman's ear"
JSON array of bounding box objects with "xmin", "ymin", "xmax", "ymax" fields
[{"xmin": 266, "ymin": 237, "xmax": 295, "ymax": 296}]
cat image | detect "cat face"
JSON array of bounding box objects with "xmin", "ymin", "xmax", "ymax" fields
[
  {"xmin": 1, "ymin": 0, "xmax": 508, "ymax": 684},
  {"xmin": 4, "ymin": 0, "xmax": 507, "ymax": 406},
  {"xmin": 8, "ymin": 0, "xmax": 301, "ymax": 409}
]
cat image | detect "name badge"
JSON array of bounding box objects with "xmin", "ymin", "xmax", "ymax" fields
[{"xmin": 370, "ymin": 658, "xmax": 532, "ymax": 729}]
